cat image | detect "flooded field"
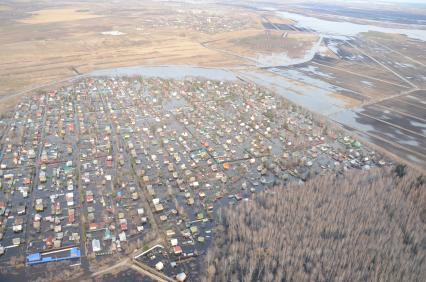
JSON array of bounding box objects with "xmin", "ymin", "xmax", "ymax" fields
[
  {"xmin": 278, "ymin": 11, "xmax": 426, "ymax": 42},
  {"xmin": 291, "ymin": 3, "xmax": 426, "ymax": 25},
  {"xmin": 331, "ymin": 90, "xmax": 426, "ymax": 169}
]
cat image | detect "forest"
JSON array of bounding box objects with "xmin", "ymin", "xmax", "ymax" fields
[{"xmin": 204, "ymin": 167, "xmax": 426, "ymax": 282}]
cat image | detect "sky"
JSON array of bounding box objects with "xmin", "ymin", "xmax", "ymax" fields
[{"xmin": 338, "ymin": 0, "xmax": 426, "ymax": 3}]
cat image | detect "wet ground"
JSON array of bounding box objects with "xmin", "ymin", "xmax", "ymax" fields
[{"xmin": 331, "ymin": 90, "xmax": 426, "ymax": 169}]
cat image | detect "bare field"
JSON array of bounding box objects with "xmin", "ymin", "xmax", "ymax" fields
[
  {"xmin": 18, "ymin": 8, "xmax": 102, "ymax": 24},
  {"xmin": 262, "ymin": 14, "xmax": 296, "ymax": 25},
  {"xmin": 0, "ymin": 2, "xmax": 254, "ymax": 98}
]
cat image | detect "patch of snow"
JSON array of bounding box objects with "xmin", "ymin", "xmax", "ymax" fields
[{"xmin": 101, "ymin": 30, "xmax": 125, "ymax": 36}]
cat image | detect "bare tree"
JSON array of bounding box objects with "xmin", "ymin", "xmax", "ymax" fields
[{"xmin": 204, "ymin": 168, "xmax": 426, "ymax": 282}]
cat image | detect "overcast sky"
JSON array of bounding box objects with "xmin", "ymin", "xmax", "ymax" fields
[{"xmin": 340, "ymin": 0, "xmax": 426, "ymax": 3}]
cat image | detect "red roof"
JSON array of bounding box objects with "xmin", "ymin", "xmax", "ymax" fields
[
  {"xmin": 86, "ymin": 195, "xmax": 94, "ymax": 203},
  {"xmin": 173, "ymin": 245, "xmax": 182, "ymax": 254},
  {"xmin": 45, "ymin": 236, "xmax": 54, "ymax": 247},
  {"xmin": 68, "ymin": 213, "xmax": 75, "ymax": 224}
]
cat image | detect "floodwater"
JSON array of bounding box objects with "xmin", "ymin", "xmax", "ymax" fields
[
  {"xmin": 278, "ymin": 11, "xmax": 426, "ymax": 41},
  {"xmin": 254, "ymin": 36, "xmax": 323, "ymax": 67},
  {"xmin": 86, "ymin": 64, "xmax": 357, "ymax": 116},
  {"xmin": 331, "ymin": 109, "xmax": 426, "ymax": 168},
  {"xmin": 237, "ymin": 69, "xmax": 351, "ymax": 115},
  {"xmin": 89, "ymin": 65, "xmax": 238, "ymax": 80}
]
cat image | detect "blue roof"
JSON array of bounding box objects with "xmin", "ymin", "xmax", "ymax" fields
[
  {"xmin": 70, "ymin": 247, "xmax": 81, "ymax": 257},
  {"xmin": 27, "ymin": 253, "xmax": 41, "ymax": 262}
]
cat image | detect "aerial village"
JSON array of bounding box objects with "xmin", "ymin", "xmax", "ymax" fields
[
  {"xmin": 0, "ymin": 75, "xmax": 390, "ymax": 280},
  {"xmin": 136, "ymin": 9, "xmax": 255, "ymax": 34}
]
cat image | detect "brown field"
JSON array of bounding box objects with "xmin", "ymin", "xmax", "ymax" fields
[
  {"xmin": 0, "ymin": 0, "xmax": 329, "ymax": 102},
  {"xmin": 262, "ymin": 14, "xmax": 296, "ymax": 25},
  {"xmin": 0, "ymin": 1, "xmax": 255, "ymax": 100},
  {"xmin": 18, "ymin": 8, "xmax": 102, "ymax": 24}
]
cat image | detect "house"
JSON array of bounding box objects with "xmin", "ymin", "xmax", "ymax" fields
[
  {"xmin": 45, "ymin": 236, "xmax": 54, "ymax": 248},
  {"xmin": 92, "ymin": 239, "xmax": 101, "ymax": 252},
  {"xmin": 176, "ymin": 272, "xmax": 187, "ymax": 282},
  {"xmin": 35, "ymin": 199, "xmax": 44, "ymax": 212},
  {"xmin": 53, "ymin": 202, "xmax": 62, "ymax": 215},
  {"xmin": 173, "ymin": 245, "xmax": 182, "ymax": 255},
  {"xmin": 39, "ymin": 171, "xmax": 47, "ymax": 183},
  {"xmin": 137, "ymin": 208, "xmax": 144, "ymax": 216},
  {"xmin": 66, "ymin": 192, "xmax": 74, "ymax": 206},
  {"xmin": 155, "ymin": 261, "xmax": 164, "ymax": 271},
  {"xmin": 33, "ymin": 221, "xmax": 41, "ymax": 231},
  {"xmin": 116, "ymin": 191, "xmax": 123, "ymax": 201},
  {"xmin": 0, "ymin": 202, "xmax": 6, "ymax": 216},
  {"xmin": 187, "ymin": 197, "xmax": 194, "ymax": 205},
  {"xmin": 4, "ymin": 173, "xmax": 13, "ymax": 181},
  {"xmin": 53, "ymin": 239, "xmax": 61, "ymax": 248},
  {"xmin": 67, "ymin": 180, "xmax": 74, "ymax": 191},
  {"xmin": 119, "ymin": 231, "xmax": 126, "ymax": 242},
  {"xmin": 28, "ymin": 149, "xmax": 36, "ymax": 159},
  {"xmin": 13, "ymin": 217, "xmax": 23, "ymax": 232},
  {"xmin": 17, "ymin": 204, "xmax": 26, "ymax": 215},
  {"xmin": 12, "ymin": 238, "xmax": 21, "ymax": 246},
  {"xmin": 26, "ymin": 247, "xmax": 81, "ymax": 265},
  {"xmin": 119, "ymin": 219, "xmax": 128, "ymax": 231},
  {"xmin": 154, "ymin": 204, "xmax": 164, "ymax": 212},
  {"xmin": 206, "ymin": 203, "xmax": 214, "ymax": 211},
  {"xmin": 106, "ymin": 159, "xmax": 113, "ymax": 167},
  {"xmin": 86, "ymin": 191, "xmax": 94, "ymax": 203},
  {"xmin": 131, "ymin": 192, "xmax": 139, "ymax": 200},
  {"xmin": 103, "ymin": 229, "xmax": 112, "ymax": 240},
  {"xmin": 89, "ymin": 223, "xmax": 98, "ymax": 231},
  {"xmin": 68, "ymin": 209, "xmax": 75, "ymax": 224},
  {"xmin": 190, "ymin": 226, "xmax": 198, "ymax": 235}
]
